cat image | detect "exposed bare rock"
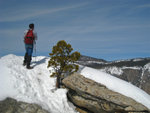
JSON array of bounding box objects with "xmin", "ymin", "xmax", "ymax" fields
[
  {"xmin": 0, "ymin": 98, "xmax": 50, "ymax": 113},
  {"xmin": 141, "ymin": 69, "xmax": 150, "ymax": 94},
  {"xmin": 63, "ymin": 73, "xmax": 150, "ymax": 113}
]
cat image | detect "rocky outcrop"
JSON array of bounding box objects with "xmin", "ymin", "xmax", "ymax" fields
[
  {"xmin": 140, "ymin": 64, "xmax": 150, "ymax": 94},
  {"xmin": 0, "ymin": 98, "xmax": 50, "ymax": 113},
  {"xmin": 77, "ymin": 55, "xmax": 150, "ymax": 95},
  {"xmin": 62, "ymin": 73, "xmax": 150, "ymax": 113}
]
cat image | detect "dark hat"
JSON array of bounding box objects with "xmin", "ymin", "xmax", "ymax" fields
[{"xmin": 29, "ymin": 23, "xmax": 34, "ymax": 29}]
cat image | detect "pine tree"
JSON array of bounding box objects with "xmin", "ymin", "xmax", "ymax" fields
[{"xmin": 47, "ymin": 40, "xmax": 81, "ymax": 88}]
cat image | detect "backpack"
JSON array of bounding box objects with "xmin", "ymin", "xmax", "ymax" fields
[{"xmin": 24, "ymin": 29, "xmax": 34, "ymax": 44}]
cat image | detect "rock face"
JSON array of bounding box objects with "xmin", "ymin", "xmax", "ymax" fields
[
  {"xmin": 100, "ymin": 67, "xmax": 142, "ymax": 87},
  {"xmin": 140, "ymin": 63, "xmax": 150, "ymax": 95},
  {"xmin": 0, "ymin": 98, "xmax": 50, "ymax": 113},
  {"xmin": 99, "ymin": 66, "xmax": 150, "ymax": 95},
  {"xmin": 62, "ymin": 73, "xmax": 150, "ymax": 113},
  {"xmin": 77, "ymin": 55, "xmax": 150, "ymax": 95}
]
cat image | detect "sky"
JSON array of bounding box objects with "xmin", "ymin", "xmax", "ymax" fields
[{"xmin": 0, "ymin": 0, "xmax": 150, "ymax": 61}]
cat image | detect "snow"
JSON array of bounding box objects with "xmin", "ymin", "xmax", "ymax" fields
[
  {"xmin": 0, "ymin": 54, "xmax": 77, "ymax": 113},
  {"xmin": 86, "ymin": 61, "xmax": 104, "ymax": 64},
  {"xmin": 122, "ymin": 66, "xmax": 141, "ymax": 70},
  {"xmin": 133, "ymin": 58, "xmax": 143, "ymax": 62},
  {"xmin": 0, "ymin": 54, "xmax": 150, "ymax": 112},
  {"xmin": 81, "ymin": 67, "xmax": 150, "ymax": 109},
  {"xmin": 144, "ymin": 63, "xmax": 150, "ymax": 73},
  {"xmin": 99, "ymin": 66, "xmax": 142, "ymax": 77},
  {"xmin": 100, "ymin": 66, "xmax": 123, "ymax": 75}
]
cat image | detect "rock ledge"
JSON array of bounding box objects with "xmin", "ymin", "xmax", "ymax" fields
[{"xmin": 63, "ymin": 73, "xmax": 150, "ymax": 113}]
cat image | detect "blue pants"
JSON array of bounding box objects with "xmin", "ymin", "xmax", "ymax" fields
[{"xmin": 25, "ymin": 44, "xmax": 33, "ymax": 56}]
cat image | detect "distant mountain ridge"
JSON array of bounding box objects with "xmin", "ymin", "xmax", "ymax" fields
[
  {"xmin": 78, "ymin": 55, "xmax": 150, "ymax": 68},
  {"xmin": 77, "ymin": 55, "xmax": 150, "ymax": 95}
]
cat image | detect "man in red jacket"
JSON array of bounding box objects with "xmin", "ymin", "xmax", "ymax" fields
[{"xmin": 23, "ymin": 23, "xmax": 37, "ymax": 69}]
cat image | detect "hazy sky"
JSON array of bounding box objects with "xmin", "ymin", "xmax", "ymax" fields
[{"xmin": 0, "ymin": 0, "xmax": 150, "ymax": 61}]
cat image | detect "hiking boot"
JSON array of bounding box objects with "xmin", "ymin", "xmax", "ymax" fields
[
  {"xmin": 26, "ymin": 65, "xmax": 33, "ymax": 69},
  {"xmin": 23, "ymin": 62, "xmax": 26, "ymax": 66},
  {"xmin": 23, "ymin": 53, "xmax": 28, "ymax": 66},
  {"xmin": 26, "ymin": 55, "xmax": 33, "ymax": 69}
]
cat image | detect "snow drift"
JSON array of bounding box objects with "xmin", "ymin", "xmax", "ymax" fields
[{"xmin": 0, "ymin": 54, "xmax": 77, "ymax": 113}]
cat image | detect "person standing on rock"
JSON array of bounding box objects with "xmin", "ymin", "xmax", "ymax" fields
[{"xmin": 23, "ymin": 23, "xmax": 37, "ymax": 69}]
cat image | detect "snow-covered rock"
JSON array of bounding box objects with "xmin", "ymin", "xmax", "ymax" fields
[
  {"xmin": 80, "ymin": 67, "xmax": 150, "ymax": 109},
  {"xmin": 77, "ymin": 55, "xmax": 150, "ymax": 95}
]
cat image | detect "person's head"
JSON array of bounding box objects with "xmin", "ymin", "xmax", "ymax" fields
[{"xmin": 29, "ymin": 23, "xmax": 34, "ymax": 29}]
